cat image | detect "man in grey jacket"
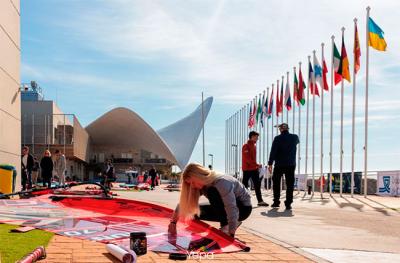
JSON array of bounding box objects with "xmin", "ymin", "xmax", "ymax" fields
[{"xmin": 54, "ymin": 149, "xmax": 66, "ymax": 186}]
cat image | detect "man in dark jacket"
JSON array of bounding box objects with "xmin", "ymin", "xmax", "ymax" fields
[
  {"xmin": 21, "ymin": 146, "xmax": 34, "ymax": 190},
  {"xmin": 242, "ymin": 131, "xmax": 268, "ymax": 207},
  {"xmin": 268, "ymin": 123, "xmax": 299, "ymax": 210},
  {"xmin": 149, "ymin": 166, "xmax": 157, "ymax": 190}
]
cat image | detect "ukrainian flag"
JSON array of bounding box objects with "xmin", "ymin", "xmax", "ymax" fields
[{"xmin": 368, "ymin": 17, "xmax": 387, "ymax": 51}]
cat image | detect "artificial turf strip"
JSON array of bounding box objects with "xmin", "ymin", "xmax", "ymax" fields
[{"xmin": 0, "ymin": 224, "xmax": 54, "ymax": 263}]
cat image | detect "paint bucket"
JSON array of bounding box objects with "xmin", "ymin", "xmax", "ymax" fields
[{"xmin": 130, "ymin": 232, "xmax": 147, "ymax": 255}]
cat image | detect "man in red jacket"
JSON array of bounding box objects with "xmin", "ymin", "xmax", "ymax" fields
[{"xmin": 242, "ymin": 131, "xmax": 269, "ymax": 206}]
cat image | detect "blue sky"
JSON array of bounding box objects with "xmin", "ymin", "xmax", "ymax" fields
[{"xmin": 21, "ymin": 0, "xmax": 400, "ymax": 173}]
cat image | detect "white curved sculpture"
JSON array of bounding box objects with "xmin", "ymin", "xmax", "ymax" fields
[
  {"xmin": 85, "ymin": 97, "xmax": 213, "ymax": 169},
  {"xmin": 158, "ymin": 97, "xmax": 213, "ymax": 168}
]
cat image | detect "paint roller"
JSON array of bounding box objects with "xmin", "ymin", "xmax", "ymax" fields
[
  {"xmin": 17, "ymin": 246, "xmax": 46, "ymax": 263},
  {"xmin": 106, "ymin": 244, "xmax": 137, "ymax": 263}
]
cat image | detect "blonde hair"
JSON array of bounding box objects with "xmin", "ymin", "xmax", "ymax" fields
[
  {"xmin": 44, "ymin": 150, "xmax": 51, "ymax": 157},
  {"xmin": 178, "ymin": 163, "xmax": 219, "ymax": 219}
]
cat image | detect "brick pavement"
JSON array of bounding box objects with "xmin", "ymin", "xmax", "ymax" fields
[{"xmin": 40, "ymin": 228, "xmax": 313, "ymax": 263}]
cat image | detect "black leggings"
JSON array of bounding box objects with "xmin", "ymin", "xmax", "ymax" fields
[{"xmin": 199, "ymin": 187, "xmax": 252, "ymax": 227}]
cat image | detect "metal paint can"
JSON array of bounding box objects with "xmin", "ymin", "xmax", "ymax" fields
[{"xmin": 130, "ymin": 232, "xmax": 147, "ymax": 255}]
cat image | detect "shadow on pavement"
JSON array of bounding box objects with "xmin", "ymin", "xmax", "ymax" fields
[
  {"xmin": 261, "ymin": 209, "xmax": 294, "ymax": 218},
  {"xmin": 330, "ymin": 195, "xmax": 364, "ymax": 211}
]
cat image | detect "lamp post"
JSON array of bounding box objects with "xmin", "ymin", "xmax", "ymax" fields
[
  {"xmin": 231, "ymin": 144, "xmax": 238, "ymax": 178},
  {"xmin": 208, "ymin": 154, "xmax": 214, "ymax": 170}
]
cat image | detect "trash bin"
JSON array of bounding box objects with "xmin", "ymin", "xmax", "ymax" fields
[{"xmin": 0, "ymin": 164, "xmax": 16, "ymax": 194}]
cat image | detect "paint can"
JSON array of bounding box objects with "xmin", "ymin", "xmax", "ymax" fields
[{"xmin": 130, "ymin": 232, "xmax": 147, "ymax": 255}]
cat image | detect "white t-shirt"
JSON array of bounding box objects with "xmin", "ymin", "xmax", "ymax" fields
[{"xmin": 22, "ymin": 154, "xmax": 28, "ymax": 168}]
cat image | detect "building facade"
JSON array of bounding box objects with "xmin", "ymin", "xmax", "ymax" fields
[
  {"xmin": 21, "ymin": 83, "xmax": 90, "ymax": 181},
  {"xmin": 0, "ymin": 0, "xmax": 21, "ymax": 189}
]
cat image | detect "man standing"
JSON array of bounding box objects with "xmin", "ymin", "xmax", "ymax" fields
[
  {"xmin": 268, "ymin": 123, "xmax": 299, "ymax": 210},
  {"xmin": 21, "ymin": 146, "xmax": 34, "ymax": 190},
  {"xmin": 54, "ymin": 149, "xmax": 66, "ymax": 186},
  {"xmin": 149, "ymin": 166, "xmax": 157, "ymax": 190},
  {"xmin": 242, "ymin": 131, "xmax": 269, "ymax": 207}
]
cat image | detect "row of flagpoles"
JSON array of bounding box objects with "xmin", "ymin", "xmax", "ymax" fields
[{"xmin": 225, "ymin": 7, "xmax": 387, "ymax": 197}]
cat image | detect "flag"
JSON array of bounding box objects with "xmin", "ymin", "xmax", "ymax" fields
[
  {"xmin": 268, "ymin": 88, "xmax": 274, "ymax": 118},
  {"xmin": 293, "ymin": 70, "xmax": 299, "ymax": 105},
  {"xmin": 256, "ymin": 96, "xmax": 262, "ymax": 123},
  {"xmin": 280, "ymin": 79, "xmax": 284, "ymax": 113},
  {"xmin": 260, "ymin": 93, "xmax": 265, "ymax": 127},
  {"xmin": 337, "ymin": 35, "xmax": 351, "ymax": 82},
  {"xmin": 354, "ymin": 23, "xmax": 361, "ymax": 73},
  {"xmin": 252, "ymin": 99, "xmax": 257, "ymax": 127},
  {"xmin": 313, "ymin": 53, "xmax": 323, "ymax": 96},
  {"xmin": 368, "ymin": 17, "xmax": 387, "ymax": 51},
  {"xmin": 247, "ymin": 101, "xmax": 252, "ymax": 128},
  {"xmin": 322, "ymin": 58, "xmax": 329, "ymax": 91},
  {"xmin": 298, "ymin": 67, "xmax": 306, "ymax": 105},
  {"xmin": 333, "ymin": 41, "xmax": 342, "ymax": 85},
  {"xmin": 275, "ymin": 84, "xmax": 280, "ymax": 117},
  {"xmin": 308, "ymin": 61, "xmax": 319, "ymax": 96},
  {"xmin": 248, "ymin": 100, "xmax": 255, "ymax": 128},
  {"xmin": 264, "ymin": 91, "xmax": 271, "ymax": 118},
  {"xmin": 285, "ymin": 77, "xmax": 292, "ymax": 110}
]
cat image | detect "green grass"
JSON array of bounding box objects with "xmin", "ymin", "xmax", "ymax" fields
[{"xmin": 0, "ymin": 224, "xmax": 54, "ymax": 263}]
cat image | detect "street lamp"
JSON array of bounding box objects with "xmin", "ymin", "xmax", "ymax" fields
[
  {"xmin": 231, "ymin": 144, "xmax": 238, "ymax": 178},
  {"xmin": 208, "ymin": 154, "xmax": 214, "ymax": 170}
]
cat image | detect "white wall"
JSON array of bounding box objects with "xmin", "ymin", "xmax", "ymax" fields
[{"xmin": 0, "ymin": 0, "xmax": 21, "ymax": 190}]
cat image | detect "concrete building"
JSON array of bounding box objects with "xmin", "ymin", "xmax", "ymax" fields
[
  {"xmin": 0, "ymin": 0, "xmax": 21, "ymax": 188},
  {"xmin": 21, "ymin": 83, "xmax": 90, "ymax": 181}
]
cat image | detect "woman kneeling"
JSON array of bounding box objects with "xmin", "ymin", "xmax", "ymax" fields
[{"xmin": 168, "ymin": 163, "xmax": 252, "ymax": 238}]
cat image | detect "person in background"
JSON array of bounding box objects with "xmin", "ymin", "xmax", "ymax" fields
[
  {"xmin": 143, "ymin": 170, "xmax": 149, "ymax": 184},
  {"xmin": 242, "ymin": 131, "xmax": 269, "ymax": 207},
  {"xmin": 40, "ymin": 150, "xmax": 53, "ymax": 188},
  {"xmin": 54, "ymin": 149, "xmax": 66, "ymax": 186},
  {"xmin": 21, "ymin": 146, "xmax": 34, "ymax": 190},
  {"xmin": 31, "ymin": 157, "xmax": 40, "ymax": 186},
  {"xmin": 104, "ymin": 159, "xmax": 115, "ymax": 189},
  {"xmin": 168, "ymin": 163, "xmax": 252, "ymax": 238},
  {"xmin": 268, "ymin": 123, "xmax": 299, "ymax": 210},
  {"xmin": 149, "ymin": 166, "xmax": 157, "ymax": 190}
]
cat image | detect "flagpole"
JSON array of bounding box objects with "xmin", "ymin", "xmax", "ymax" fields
[
  {"xmin": 286, "ymin": 72, "xmax": 290, "ymax": 124},
  {"xmin": 306, "ymin": 56, "xmax": 310, "ymax": 185},
  {"xmin": 240, "ymin": 108, "xmax": 243, "ymax": 174},
  {"xmin": 276, "ymin": 80, "xmax": 279, "ymax": 134},
  {"xmin": 351, "ymin": 18, "xmax": 358, "ymax": 198},
  {"xmin": 225, "ymin": 119, "xmax": 227, "ymax": 174},
  {"xmin": 296, "ymin": 65, "xmax": 300, "ymax": 194},
  {"xmin": 281, "ymin": 76, "xmax": 284, "ymax": 124},
  {"xmin": 257, "ymin": 93, "xmax": 262, "ymax": 163},
  {"xmin": 330, "ymin": 35, "xmax": 334, "ymax": 196},
  {"xmin": 266, "ymin": 87, "xmax": 270, "ymax": 191},
  {"xmin": 293, "ymin": 68, "xmax": 296, "ymax": 140},
  {"xmin": 228, "ymin": 116, "xmax": 230, "ymax": 174},
  {"xmin": 229, "ymin": 117, "xmax": 231, "ymax": 174},
  {"xmin": 202, "ymin": 92, "xmax": 205, "ymax": 166},
  {"xmin": 321, "ymin": 44, "xmax": 325, "ymax": 197},
  {"xmin": 364, "ymin": 7, "xmax": 371, "ymax": 197},
  {"xmin": 340, "ymin": 27, "xmax": 345, "ymax": 197},
  {"xmin": 263, "ymin": 90, "xmax": 266, "ymax": 167},
  {"xmin": 311, "ymin": 52, "xmax": 316, "ymax": 196},
  {"xmin": 271, "ymin": 84, "xmax": 275, "ymax": 149}
]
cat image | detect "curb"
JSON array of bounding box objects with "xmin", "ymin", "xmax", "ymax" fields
[{"xmin": 242, "ymin": 226, "xmax": 331, "ymax": 263}]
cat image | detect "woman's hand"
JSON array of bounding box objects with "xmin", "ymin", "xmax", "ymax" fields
[
  {"xmin": 168, "ymin": 222, "xmax": 177, "ymax": 235},
  {"xmin": 168, "ymin": 222, "xmax": 177, "ymax": 245}
]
